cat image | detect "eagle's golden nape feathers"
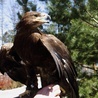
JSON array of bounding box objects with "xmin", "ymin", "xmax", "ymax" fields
[{"xmin": 0, "ymin": 11, "xmax": 79, "ymax": 98}]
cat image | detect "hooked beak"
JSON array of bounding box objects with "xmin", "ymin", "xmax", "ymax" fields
[
  {"xmin": 35, "ymin": 12, "xmax": 51, "ymax": 23},
  {"xmin": 41, "ymin": 13, "xmax": 51, "ymax": 23}
]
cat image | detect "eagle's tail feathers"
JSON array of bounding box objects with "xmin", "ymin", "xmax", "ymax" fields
[{"xmin": 53, "ymin": 52, "xmax": 79, "ymax": 98}]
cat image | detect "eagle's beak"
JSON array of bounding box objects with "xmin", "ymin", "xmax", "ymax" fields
[{"xmin": 40, "ymin": 13, "xmax": 51, "ymax": 23}]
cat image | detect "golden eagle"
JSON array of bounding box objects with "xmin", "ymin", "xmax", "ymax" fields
[{"xmin": 0, "ymin": 12, "xmax": 79, "ymax": 98}]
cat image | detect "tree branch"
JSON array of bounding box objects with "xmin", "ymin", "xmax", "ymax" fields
[
  {"xmin": 81, "ymin": 64, "xmax": 98, "ymax": 71},
  {"xmin": 74, "ymin": 61, "xmax": 98, "ymax": 71},
  {"xmin": 81, "ymin": 18, "xmax": 98, "ymax": 28},
  {"xmin": 80, "ymin": 64, "xmax": 94, "ymax": 70},
  {"xmin": 86, "ymin": 10, "xmax": 98, "ymax": 24}
]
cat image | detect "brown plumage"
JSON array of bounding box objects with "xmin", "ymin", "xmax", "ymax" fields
[
  {"xmin": 2, "ymin": 11, "xmax": 79, "ymax": 98},
  {"xmin": 0, "ymin": 43, "xmax": 27, "ymax": 84},
  {"xmin": 0, "ymin": 43, "xmax": 39, "ymax": 97}
]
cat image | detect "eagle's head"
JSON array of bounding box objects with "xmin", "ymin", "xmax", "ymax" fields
[{"xmin": 16, "ymin": 11, "xmax": 51, "ymax": 30}]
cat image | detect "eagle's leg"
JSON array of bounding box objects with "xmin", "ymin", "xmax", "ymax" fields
[{"xmin": 18, "ymin": 67, "xmax": 38, "ymax": 98}]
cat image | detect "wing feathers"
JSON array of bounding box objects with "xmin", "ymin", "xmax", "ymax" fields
[
  {"xmin": 40, "ymin": 34, "xmax": 79, "ymax": 98},
  {"xmin": 54, "ymin": 52, "xmax": 79, "ymax": 98}
]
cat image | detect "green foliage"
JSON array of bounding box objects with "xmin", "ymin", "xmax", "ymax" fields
[
  {"xmin": 48, "ymin": 0, "xmax": 72, "ymax": 26},
  {"xmin": 65, "ymin": 19, "xmax": 98, "ymax": 64},
  {"xmin": 79, "ymin": 76, "xmax": 98, "ymax": 98},
  {"xmin": 88, "ymin": 0, "xmax": 98, "ymax": 11}
]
